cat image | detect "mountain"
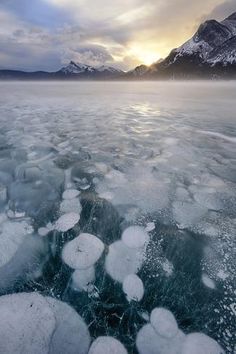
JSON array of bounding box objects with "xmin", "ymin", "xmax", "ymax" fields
[
  {"xmin": 131, "ymin": 12, "xmax": 236, "ymax": 79},
  {"xmin": 1, "ymin": 12, "xmax": 236, "ymax": 80},
  {"xmin": 0, "ymin": 61, "xmax": 124, "ymax": 80},
  {"xmin": 58, "ymin": 61, "xmax": 124, "ymax": 77}
]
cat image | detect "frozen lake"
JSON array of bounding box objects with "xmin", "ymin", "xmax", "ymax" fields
[{"xmin": 0, "ymin": 81, "xmax": 235, "ymax": 353}]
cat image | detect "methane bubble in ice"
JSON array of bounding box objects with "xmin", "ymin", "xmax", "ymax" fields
[
  {"xmin": 0, "ymin": 217, "xmax": 46, "ymax": 289},
  {"xmin": 71, "ymin": 266, "xmax": 95, "ymax": 292},
  {"xmin": 60, "ymin": 198, "xmax": 82, "ymax": 214},
  {"xmin": 201, "ymin": 274, "xmax": 216, "ymax": 290},
  {"xmin": 54, "ymin": 212, "xmax": 80, "ymax": 232},
  {"xmin": 150, "ymin": 308, "xmax": 178, "ymax": 338},
  {"xmin": 62, "ymin": 233, "xmax": 104, "ymax": 269},
  {"xmin": 181, "ymin": 333, "xmax": 225, "ymax": 354},
  {"xmin": 88, "ymin": 336, "xmax": 128, "ymax": 354},
  {"xmin": 0, "ymin": 292, "xmax": 90, "ymax": 354},
  {"xmin": 136, "ymin": 323, "xmax": 185, "ymax": 354},
  {"xmin": 122, "ymin": 226, "xmax": 149, "ymax": 249},
  {"xmin": 105, "ymin": 240, "xmax": 144, "ymax": 283},
  {"xmin": 45, "ymin": 297, "xmax": 91, "ymax": 354},
  {"xmin": 62, "ymin": 189, "xmax": 80, "ymax": 200},
  {"xmin": 0, "ymin": 292, "xmax": 56, "ymax": 354},
  {"xmin": 122, "ymin": 274, "xmax": 144, "ymax": 302},
  {"xmin": 0, "ymin": 218, "xmax": 33, "ymax": 268}
]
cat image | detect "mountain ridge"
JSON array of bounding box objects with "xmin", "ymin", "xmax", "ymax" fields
[{"xmin": 1, "ymin": 12, "xmax": 236, "ymax": 80}]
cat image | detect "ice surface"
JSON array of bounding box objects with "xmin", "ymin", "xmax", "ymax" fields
[
  {"xmin": 122, "ymin": 274, "xmax": 144, "ymax": 302},
  {"xmin": 88, "ymin": 336, "xmax": 127, "ymax": 354},
  {"xmin": 62, "ymin": 233, "xmax": 104, "ymax": 269},
  {"xmin": 0, "ymin": 81, "xmax": 235, "ymax": 353}
]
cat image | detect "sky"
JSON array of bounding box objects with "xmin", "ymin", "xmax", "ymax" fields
[{"xmin": 0, "ymin": 0, "xmax": 235, "ymax": 71}]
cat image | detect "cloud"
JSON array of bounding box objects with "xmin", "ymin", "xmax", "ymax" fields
[
  {"xmin": 61, "ymin": 45, "xmax": 115, "ymax": 67},
  {"xmin": 207, "ymin": 0, "xmax": 236, "ymax": 20},
  {"xmin": 0, "ymin": 0, "xmax": 233, "ymax": 71}
]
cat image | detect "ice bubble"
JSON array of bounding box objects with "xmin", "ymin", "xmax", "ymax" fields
[
  {"xmin": 145, "ymin": 222, "xmax": 155, "ymax": 232},
  {"xmin": 88, "ymin": 336, "xmax": 127, "ymax": 354},
  {"xmin": 72, "ymin": 266, "xmax": 95, "ymax": 292},
  {"xmin": 136, "ymin": 323, "xmax": 185, "ymax": 354},
  {"xmin": 105, "ymin": 240, "xmax": 144, "ymax": 283},
  {"xmin": 95, "ymin": 162, "xmax": 109, "ymax": 174},
  {"xmin": 181, "ymin": 333, "xmax": 225, "ymax": 354},
  {"xmin": 62, "ymin": 189, "xmax": 80, "ymax": 200},
  {"xmin": 38, "ymin": 227, "xmax": 49, "ymax": 237},
  {"xmin": 54, "ymin": 212, "xmax": 80, "ymax": 232},
  {"xmin": 0, "ymin": 219, "xmax": 33, "ymax": 268},
  {"xmin": 99, "ymin": 191, "xmax": 114, "ymax": 201},
  {"xmin": 38, "ymin": 223, "xmax": 53, "ymax": 237},
  {"xmin": 62, "ymin": 233, "xmax": 104, "ymax": 269},
  {"xmin": 0, "ymin": 184, "xmax": 7, "ymax": 203},
  {"xmin": 150, "ymin": 308, "xmax": 178, "ymax": 339},
  {"xmin": 106, "ymin": 170, "xmax": 127, "ymax": 185},
  {"xmin": 0, "ymin": 292, "xmax": 91, "ymax": 354},
  {"xmin": 122, "ymin": 226, "xmax": 149, "ymax": 249},
  {"xmin": 122, "ymin": 274, "xmax": 144, "ymax": 302},
  {"xmin": 0, "ymin": 232, "xmax": 46, "ymax": 290},
  {"xmin": 201, "ymin": 274, "xmax": 216, "ymax": 290},
  {"xmin": 0, "ymin": 292, "xmax": 56, "ymax": 354},
  {"xmin": 60, "ymin": 198, "xmax": 82, "ymax": 214},
  {"xmin": 46, "ymin": 297, "xmax": 91, "ymax": 354},
  {"xmin": 172, "ymin": 201, "xmax": 207, "ymax": 229}
]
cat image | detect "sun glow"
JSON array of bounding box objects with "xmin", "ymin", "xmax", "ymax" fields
[
  {"xmin": 138, "ymin": 52, "xmax": 160, "ymax": 66},
  {"xmin": 128, "ymin": 46, "xmax": 160, "ymax": 66}
]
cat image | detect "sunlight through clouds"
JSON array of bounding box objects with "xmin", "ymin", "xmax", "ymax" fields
[{"xmin": 0, "ymin": 0, "xmax": 232, "ymax": 70}]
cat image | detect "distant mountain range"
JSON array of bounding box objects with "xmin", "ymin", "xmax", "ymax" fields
[
  {"xmin": 0, "ymin": 61, "xmax": 125, "ymax": 80},
  {"xmin": 1, "ymin": 12, "xmax": 236, "ymax": 80}
]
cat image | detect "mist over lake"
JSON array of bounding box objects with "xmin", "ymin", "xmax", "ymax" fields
[{"xmin": 0, "ymin": 81, "xmax": 235, "ymax": 354}]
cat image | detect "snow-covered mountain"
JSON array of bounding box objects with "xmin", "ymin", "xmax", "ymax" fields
[
  {"xmin": 59, "ymin": 61, "xmax": 124, "ymax": 77},
  {"xmin": 60, "ymin": 61, "xmax": 96, "ymax": 74},
  {"xmin": 1, "ymin": 12, "xmax": 236, "ymax": 80},
  {"xmin": 131, "ymin": 12, "xmax": 236, "ymax": 79},
  {"xmin": 127, "ymin": 64, "xmax": 150, "ymax": 77}
]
